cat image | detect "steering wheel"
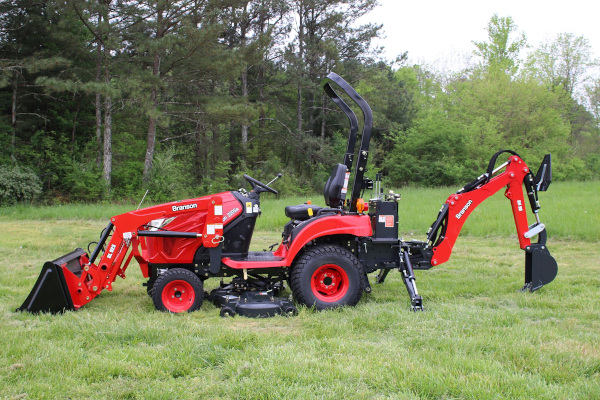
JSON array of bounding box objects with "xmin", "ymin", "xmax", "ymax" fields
[{"xmin": 243, "ymin": 174, "xmax": 278, "ymax": 194}]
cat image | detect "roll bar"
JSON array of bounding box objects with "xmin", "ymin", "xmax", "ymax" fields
[{"xmin": 322, "ymin": 72, "xmax": 374, "ymax": 212}]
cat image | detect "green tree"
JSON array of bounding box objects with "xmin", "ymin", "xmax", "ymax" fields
[
  {"xmin": 525, "ymin": 33, "xmax": 597, "ymax": 160},
  {"xmin": 526, "ymin": 33, "xmax": 595, "ymax": 98},
  {"xmin": 586, "ymin": 78, "xmax": 600, "ymax": 135},
  {"xmin": 473, "ymin": 14, "xmax": 527, "ymax": 75},
  {"xmin": 124, "ymin": 0, "xmax": 229, "ymax": 184},
  {"xmin": 286, "ymin": 0, "xmax": 381, "ymax": 136}
]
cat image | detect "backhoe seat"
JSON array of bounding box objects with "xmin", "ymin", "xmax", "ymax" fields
[
  {"xmin": 283, "ymin": 163, "xmax": 347, "ymax": 221},
  {"xmin": 324, "ymin": 163, "xmax": 348, "ymax": 208}
]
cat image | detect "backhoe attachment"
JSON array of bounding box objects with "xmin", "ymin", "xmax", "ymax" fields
[{"xmin": 421, "ymin": 151, "xmax": 557, "ymax": 292}]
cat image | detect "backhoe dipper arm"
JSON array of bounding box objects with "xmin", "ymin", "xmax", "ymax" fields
[{"xmin": 428, "ymin": 154, "xmax": 539, "ymax": 266}]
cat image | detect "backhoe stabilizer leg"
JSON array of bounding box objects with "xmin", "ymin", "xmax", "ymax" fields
[
  {"xmin": 400, "ymin": 251, "xmax": 423, "ymax": 311},
  {"xmin": 522, "ymin": 244, "xmax": 558, "ymax": 292}
]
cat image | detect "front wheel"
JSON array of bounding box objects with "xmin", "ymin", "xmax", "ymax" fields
[
  {"xmin": 152, "ymin": 268, "xmax": 204, "ymax": 313},
  {"xmin": 290, "ymin": 245, "xmax": 363, "ymax": 310}
]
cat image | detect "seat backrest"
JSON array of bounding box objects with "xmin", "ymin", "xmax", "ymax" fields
[{"xmin": 324, "ymin": 164, "xmax": 349, "ymax": 208}]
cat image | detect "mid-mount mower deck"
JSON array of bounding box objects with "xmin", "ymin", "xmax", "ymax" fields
[{"xmin": 18, "ymin": 73, "xmax": 558, "ymax": 317}]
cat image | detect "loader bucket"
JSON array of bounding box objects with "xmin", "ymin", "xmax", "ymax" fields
[
  {"xmin": 524, "ymin": 244, "xmax": 558, "ymax": 291},
  {"xmin": 18, "ymin": 248, "xmax": 88, "ymax": 313}
]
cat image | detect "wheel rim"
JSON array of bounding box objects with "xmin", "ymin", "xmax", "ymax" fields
[
  {"xmin": 161, "ymin": 279, "xmax": 195, "ymax": 312},
  {"xmin": 311, "ymin": 264, "xmax": 349, "ymax": 302}
]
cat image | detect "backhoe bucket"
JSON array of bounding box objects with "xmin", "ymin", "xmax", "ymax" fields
[
  {"xmin": 18, "ymin": 248, "xmax": 88, "ymax": 313},
  {"xmin": 524, "ymin": 244, "xmax": 558, "ymax": 291}
]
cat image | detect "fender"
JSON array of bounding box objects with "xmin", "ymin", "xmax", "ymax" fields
[{"xmin": 221, "ymin": 214, "xmax": 373, "ymax": 269}]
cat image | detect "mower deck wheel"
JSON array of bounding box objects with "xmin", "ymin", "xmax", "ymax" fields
[
  {"xmin": 152, "ymin": 268, "xmax": 204, "ymax": 313},
  {"xmin": 220, "ymin": 306, "xmax": 236, "ymax": 317}
]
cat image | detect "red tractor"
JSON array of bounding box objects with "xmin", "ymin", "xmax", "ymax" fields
[{"xmin": 19, "ymin": 73, "xmax": 557, "ymax": 317}]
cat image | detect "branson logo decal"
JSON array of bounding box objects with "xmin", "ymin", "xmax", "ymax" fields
[
  {"xmin": 455, "ymin": 200, "xmax": 473, "ymax": 220},
  {"xmin": 172, "ymin": 203, "xmax": 198, "ymax": 212}
]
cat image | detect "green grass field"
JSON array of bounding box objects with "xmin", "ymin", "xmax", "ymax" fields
[{"xmin": 0, "ymin": 182, "xmax": 599, "ymax": 399}]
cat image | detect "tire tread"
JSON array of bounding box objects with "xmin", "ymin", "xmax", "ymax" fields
[
  {"xmin": 151, "ymin": 268, "xmax": 204, "ymax": 313},
  {"xmin": 290, "ymin": 244, "xmax": 363, "ymax": 309}
]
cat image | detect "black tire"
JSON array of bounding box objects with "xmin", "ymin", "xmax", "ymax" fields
[
  {"xmin": 283, "ymin": 305, "xmax": 298, "ymax": 316},
  {"xmin": 146, "ymin": 279, "xmax": 156, "ymax": 297},
  {"xmin": 290, "ymin": 245, "xmax": 363, "ymax": 310},
  {"xmin": 220, "ymin": 306, "xmax": 236, "ymax": 317},
  {"xmin": 151, "ymin": 268, "xmax": 204, "ymax": 313}
]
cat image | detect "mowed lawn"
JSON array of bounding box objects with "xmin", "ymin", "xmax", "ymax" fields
[{"xmin": 0, "ymin": 182, "xmax": 598, "ymax": 399}]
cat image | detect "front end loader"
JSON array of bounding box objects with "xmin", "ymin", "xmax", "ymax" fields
[{"xmin": 18, "ymin": 72, "xmax": 558, "ymax": 316}]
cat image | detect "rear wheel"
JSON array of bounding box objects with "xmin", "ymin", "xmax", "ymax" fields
[
  {"xmin": 290, "ymin": 245, "xmax": 363, "ymax": 310},
  {"xmin": 152, "ymin": 268, "xmax": 204, "ymax": 313}
]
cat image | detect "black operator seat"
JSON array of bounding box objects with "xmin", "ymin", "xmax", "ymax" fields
[
  {"xmin": 323, "ymin": 163, "xmax": 348, "ymax": 208},
  {"xmin": 284, "ymin": 163, "xmax": 347, "ymax": 221}
]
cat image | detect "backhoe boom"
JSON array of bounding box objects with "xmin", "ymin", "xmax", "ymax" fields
[{"xmin": 421, "ymin": 151, "xmax": 557, "ymax": 291}]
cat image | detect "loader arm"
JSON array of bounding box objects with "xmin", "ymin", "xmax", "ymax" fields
[
  {"xmin": 423, "ymin": 151, "xmax": 557, "ymax": 291},
  {"xmin": 19, "ymin": 196, "xmax": 225, "ymax": 313}
]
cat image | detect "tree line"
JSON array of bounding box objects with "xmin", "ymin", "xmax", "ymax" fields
[{"xmin": 1, "ymin": 2, "xmax": 599, "ymax": 204}]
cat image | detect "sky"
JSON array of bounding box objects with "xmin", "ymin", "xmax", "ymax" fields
[{"xmin": 360, "ymin": 0, "xmax": 600, "ymax": 67}]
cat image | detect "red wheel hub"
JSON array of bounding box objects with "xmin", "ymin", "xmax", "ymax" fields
[
  {"xmin": 161, "ymin": 280, "xmax": 195, "ymax": 312},
  {"xmin": 311, "ymin": 264, "xmax": 349, "ymax": 302}
]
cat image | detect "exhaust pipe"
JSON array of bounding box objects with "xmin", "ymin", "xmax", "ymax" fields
[{"xmin": 17, "ymin": 248, "xmax": 88, "ymax": 313}]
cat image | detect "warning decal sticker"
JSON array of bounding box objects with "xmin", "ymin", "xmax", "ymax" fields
[
  {"xmin": 378, "ymin": 215, "xmax": 395, "ymax": 228},
  {"xmin": 385, "ymin": 215, "xmax": 394, "ymax": 228}
]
